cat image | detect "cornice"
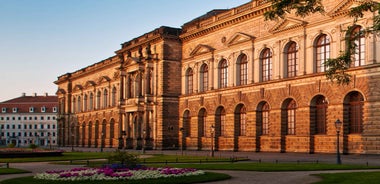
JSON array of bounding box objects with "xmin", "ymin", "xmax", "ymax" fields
[{"xmin": 180, "ymin": 2, "xmax": 271, "ymax": 42}]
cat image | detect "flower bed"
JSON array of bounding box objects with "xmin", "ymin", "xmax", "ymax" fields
[{"xmin": 34, "ymin": 166, "xmax": 205, "ymax": 181}]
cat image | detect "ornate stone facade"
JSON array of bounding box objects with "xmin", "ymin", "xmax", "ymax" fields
[
  {"xmin": 55, "ymin": 26, "xmax": 182, "ymax": 150},
  {"xmin": 179, "ymin": 0, "xmax": 380, "ymax": 154},
  {"xmin": 56, "ymin": 0, "xmax": 380, "ymax": 154}
]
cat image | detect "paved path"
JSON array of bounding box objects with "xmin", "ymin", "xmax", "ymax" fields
[{"xmin": 1, "ymin": 148, "xmax": 380, "ymax": 183}]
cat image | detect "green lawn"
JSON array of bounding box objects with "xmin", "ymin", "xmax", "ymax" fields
[
  {"xmin": 313, "ymin": 172, "xmax": 380, "ymax": 184},
  {"xmin": 0, "ymin": 152, "xmax": 109, "ymax": 163},
  {"xmin": 0, "ymin": 168, "xmax": 30, "ymax": 175},
  {"xmin": 150, "ymin": 162, "xmax": 380, "ymax": 172}
]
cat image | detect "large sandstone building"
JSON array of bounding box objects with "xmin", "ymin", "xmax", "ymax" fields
[{"xmin": 56, "ymin": 0, "xmax": 380, "ymax": 154}]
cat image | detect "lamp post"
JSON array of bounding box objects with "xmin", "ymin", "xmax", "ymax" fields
[
  {"xmin": 210, "ymin": 125, "xmax": 215, "ymax": 157},
  {"xmin": 142, "ymin": 129, "xmax": 146, "ymax": 154},
  {"xmin": 335, "ymin": 119, "xmax": 342, "ymax": 165},
  {"xmin": 179, "ymin": 127, "xmax": 184, "ymax": 156},
  {"xmin": 100, "ymin": 132, "xmax": 104, "ymax": 152}
]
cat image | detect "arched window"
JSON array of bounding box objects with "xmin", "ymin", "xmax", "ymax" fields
[
  {"xmin": 77, "ymin": 96, "xmax": 81, "ymax": 112},
  {"xmin": 286, "ymin": 42, "xmax": 298, "ymax": 77},
  {"xmin": 237, "ymin": 54, "xmax": 248, "ymax": 85},
  {"xmin": 346, "ymin": 92, "xmax": 364, "ymax": 133},
  {"xmin": 135, "ymin": 73, "xmax": 142, "ymax": 97},
  {"xmin": 261, "ymin": 102, "xmax": 270, "ymax": 135},
  {"xmin": 111, "ymin": 87, "xmax": 117, "ymax": 107},
  {"xmin": 186, "ymin": 68, "xmax": 193, "ymax": 94},
  {"xmin": 315, "ymin": 96, "xmax": 327, "ymax": 134},
  {"xmin": 200, "ymin": 64, "xmax": 208, "ymax": 92},
  {"xmin": 219, "ymin": 59, "xmax": 228, "ymax": 88},
  {"xmin": 198, "ymin": 109, "xmax": 207, "ymax": 137},
  {"xmin": 315, "ymin": 34, "xmax": 330, "ymax": 72},
  {"xmin": 89, "ymin": 93, "xmax": 94, "ymax": 110},
  {"xmin": 72, "ymin": 97, "xmax": 76, "ymax": 113},
  {"xmin": 103, "ymin": 89, "xmax": 108, "ymax": 108},
  {"xmin": 219, "ymin": 108, "xmax": 226, "ymax": 136},
  {"xmin": 239, "ymin": 106, "xmax": 247, "ymax": 136},
  {"xmin": 96, "ymin": 91, "xmax": 101, "ymax": 109},
  {"xmin": 83, "ymin": 94, "xmax": 88, "ymax": 111},
  {"xmin": 261, "ymin": 48, "xmax": 272, "ymax": 82},
  {"xmin": 350, "ymin": 26, "xmax": 365, "ymax": 67},
  {"xmin": 128, "ymin": 76, "xmax": 133, "ymax": 98},
  {"xmin": 183, "ymin": 110, "xmax": 191, "ymax": 137},
  {"xmin": 287, "ymin": 100, "xmax": 297, "ymax": 135}
]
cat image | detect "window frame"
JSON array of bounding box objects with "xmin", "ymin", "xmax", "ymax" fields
[{"xmin": 261, "ymin": 48, "xmax": 272, "ymax": 82}]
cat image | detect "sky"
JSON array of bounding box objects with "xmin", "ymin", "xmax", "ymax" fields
[{"xmin": 0, "ymin": 0, "xmax": 250, "ymax": 102}]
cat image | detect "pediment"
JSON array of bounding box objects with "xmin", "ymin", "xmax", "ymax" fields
[
  {"xmin": 56, "ymin": 88, "xmax": 66, "ymax": 95},
  {"xmin": 98, "ymin": 76, "xmax": 111, "ymax": 84},
  {"xmin": 85, "ymin": 81, "xmax": 96, "ymax": 88},
  {"xmin": 73, "ymin": 84, "xmax": 83, "ymax": 91},
  {"xmin": 327, "ymin": 0, "xmax": 362, "ymax": 18},
  {"xmin": 269, "ymin": 17, "xmax": 307, "ymax": 34},
  {"xmin": 189, "ymin": 44, "xmax": 215, "ymax": 57},
  {"xmin": 226, "ymin": 32, "xmax": 255, "ymax": 46},
  {"xmin": 123, "ymin": 57, "xmax": 141, "ymax": 67}
]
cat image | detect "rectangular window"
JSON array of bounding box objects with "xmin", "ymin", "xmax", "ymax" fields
[
  {"xmin": 34, "ymin": 124, "xmax": 37, "ymax": 129},
  {"xmin": 12, "ymin": 108, "xmax": 17, "ymax": 113},
  {"xmin": 18, "ymin": 124, "xmax": 21, "ymax": 129},
  {"xmin": 41, "ymin": 116, "xmax": 44, "ymax": 120},
  {"xmin": 41, "ymin": 107, "xmax": 46, "ymax": 113},
  {"xmin": 12, "ymin": 124, "xmax": 15, "ymax": 129},
  {"xmin": 1, "ymin": 107, "xmax": 6, "ymax": 113},
  {"xmin": 12, "ymin": 117, "xmax": 15, "ymax": 120},
  {"xmin": 29, "ymin": 107, "xmax": 34, "ymax": 112},
  {"xmin": 52, "ymin": 124, "xmax": 56, "ymax": 129},
  {"xmin": 53, "ymin": 107, "xmax": 57, "ymax": 112}
]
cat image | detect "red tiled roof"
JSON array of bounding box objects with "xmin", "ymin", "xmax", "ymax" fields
[{"xmin": 0, "ymin": 95, "xmax": 58, "ymax": 113}]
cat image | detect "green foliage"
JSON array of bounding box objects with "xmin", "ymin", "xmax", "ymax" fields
[
  {"xmin": 107, "ymin": 150, "xmax": 139, "ymax": 167},
  {"xmin": 264, "ymin": 0, "xmax": 325, "ymax": 20},
  {"xmin": 7, "ymin": 143, "xmax": 15, "ymax": 148},
  {"xmin": 29, "ymin": 144, "xmax": 38, "ymax": 149}
]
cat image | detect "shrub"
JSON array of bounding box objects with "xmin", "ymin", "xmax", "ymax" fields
[
  {"xmin": 107, "ymin": 150, "xmax": 139, "ymax": 168},
  {"xmin": 7, "ymin": 143, "xmax": 15, "ymax": 148},
  {"xmin": 29, "ymin": 144, "xmax": 38, "ymax": 149}
]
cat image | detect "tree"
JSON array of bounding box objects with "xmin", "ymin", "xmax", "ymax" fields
[{"xmin": 264, "ymin": 0, "xmax": 380, "ymax": 85}]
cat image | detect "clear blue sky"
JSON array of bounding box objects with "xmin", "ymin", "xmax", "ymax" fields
[{"xmin": 0, "ymin": 0, "xmax": 250, "ymax": 102}]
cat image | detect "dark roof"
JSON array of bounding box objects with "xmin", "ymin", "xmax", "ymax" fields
[{"xmin": 0, "ymin": 94, "xmax": 58, "ymax": 113}]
